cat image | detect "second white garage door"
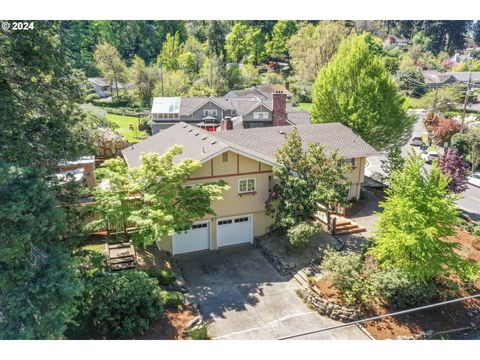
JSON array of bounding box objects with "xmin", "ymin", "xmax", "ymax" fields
[
  {"xmin": 217, "ymin": 214, "xmax": 252, "ymax": 248},
  {"xmin": 172, "ymin": 221, "xmax": 210, "ymax": 255}
]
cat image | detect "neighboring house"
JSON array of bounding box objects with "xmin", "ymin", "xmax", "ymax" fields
[
  {"xmin": 224, "ymin": 84, "xmax": 293, "ymax": 100},
  {"xmin": 383, "ymin": 35, "xmax": 409, "ymax": 49},
  {"xmin": 87, "ymin": 77, "xmax": 135, "ymax": 98},
  {"xmin": 58, "ymin": 156, "xmax": 97, "ymax": 188},
  {"xmin": 150, "ymin": 92, "xmax": 310, "ymax": 134},
  {"xmin": 445, "ymin": 72, "xmax": 480, "ymax": 89},
  {"xmin": 421, "ymin": 70, "xmax": 457, "ymax": 88},
  {"xmin": 122, "ymin": 122, "xmax": 376, "ymax": 255}
]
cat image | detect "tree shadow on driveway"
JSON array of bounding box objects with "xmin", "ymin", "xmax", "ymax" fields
[{"xmin": 175, "ymin": 245, "xmax": 289, "ymax": 322}]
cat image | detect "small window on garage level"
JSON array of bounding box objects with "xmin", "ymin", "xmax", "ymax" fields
[
  {"xmin": 222, "ymin": 152, "xmax": 228, "ymax": 162},
  {"xmin": 239, "ymin": 178, "xmax": 256, "ymax": 193},
  {"xmin": 192, "ymin": 223, "xmax": 207, "ymax": 229},
  {"xmin": 218, "ymin": 219, "xmax": 233, "ymax": 225},
  {"xmin": 234, "ymin": 217, "xmax": 249, "ymax": 223}
]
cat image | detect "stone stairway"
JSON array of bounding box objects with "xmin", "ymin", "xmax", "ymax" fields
[{"xmin": 292, "ymin": 262, "xmax": 325, "ymax": 288}]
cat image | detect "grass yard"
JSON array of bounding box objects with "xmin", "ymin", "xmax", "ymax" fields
[
  {"xmin": 296, "ymin": 102, "xmax": 313, "ymax": 112},
  {"xmin": 105, "ymin": 113, "xmax": 148, "ymax": 143}
]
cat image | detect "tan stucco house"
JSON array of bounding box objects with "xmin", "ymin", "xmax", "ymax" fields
[{"xmin": 122, "ymin": 122, "xmax": 376, "ymax": 255}]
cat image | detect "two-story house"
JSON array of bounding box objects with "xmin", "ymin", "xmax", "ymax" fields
[
  {"xmin": 149, "ymin": 92, "xmax": 310, "ymax": 134},
  {"xmin": 122, "ymin": 122, "xmax": 376, "ymax": 256}
]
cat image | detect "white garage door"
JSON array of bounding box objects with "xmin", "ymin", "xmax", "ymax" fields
[
  {"xmin": 173, "ymin": 221, "xmax": 210, "ymax": 255},
  {"xmin": 217, "ymin": 214, "xmax": 252, "ymax": 248}
]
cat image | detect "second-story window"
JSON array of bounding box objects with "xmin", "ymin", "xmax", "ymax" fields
[
  {"xmin": 222, "ymin": 152, "xmax": 228, "ymax": 162},
  {"xmin": 253, "ymin": 112, "xmax": 269, "ymax": 120},
  {"xmin": 239, "ymin": 178, "xmax": 256, "ymax": 193},
  {"xmin": 204, "ymin": 109, "xmax": 218, "ymax": 117}
]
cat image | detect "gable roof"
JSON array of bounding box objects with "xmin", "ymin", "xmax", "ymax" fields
[
  {"xmin": 225, "ymin": 84, "xmax": 293, "ymax": 99},
  {"xmin": 122, "ymin": 122, "xmax": 377, "ymax": 169}
]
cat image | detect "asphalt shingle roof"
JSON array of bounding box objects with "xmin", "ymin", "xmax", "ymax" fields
[{"xmin": 122, "ymin": 122, "xmax": 377, "ymax": 168}]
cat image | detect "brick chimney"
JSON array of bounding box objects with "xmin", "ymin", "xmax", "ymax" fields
[
  {"xmin": 272, "ymin": 91, "xmax": 287, "ymax": 126},
  {"xmin": 220, "ymin": 117, "xmax": 233, "ymax": 131}
]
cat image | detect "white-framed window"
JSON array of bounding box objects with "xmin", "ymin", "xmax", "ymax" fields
[
  {"xmin": 238, "ymin": 178, "xmax": 256, "ymax": 193},
  {"xmin": 204, "ymin": 109, "xmax": 218, "ymax": 117},
  {"xmin": 253, "ymin": 112, "xmax": 269, "ymax": 120}
]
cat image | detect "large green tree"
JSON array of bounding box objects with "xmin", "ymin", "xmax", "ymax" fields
[
  {"xmin": 0, "ymin": 21, "xmax": 97, "ymax": 171},
  {"xmin": 130, "ymin": 56, "xmax": 159, "ymax": 107},
  {"xmin": 225, "ymin": 23, "xmax": 266, "ymax": 65},
  {"xmin": 0, "ymin": 164, "xmax": 80, "ymax": 339},
  {"xmin": 265, "ymin": 20, "xmax": 298, "ymax": 60},
  {"xmin": 370, "ymin": 156, "xmax": 478, "ymax": 283},
  {"xmin": 90, "ymin": 147, "xmax": 229, "ymax": 246},
  {"xmin": 311, "ymin": 33, "xmax": 413, "ymax": 150},
  {"xmin": 266, "ymin": 128, "xmax": 351, "ymax": 230},
  {"xmin": 157, "ymin": 32, "xmax": 184, "ymax": 71},
  {"xmin": 287, "ymin": 22, "xmax": 351, "ymax": 99},
  {"xmin": 93, "ymin": 42, "xmax": 128, "ymax": 99}
]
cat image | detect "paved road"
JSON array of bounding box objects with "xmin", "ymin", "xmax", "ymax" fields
[
  {"xmin": 176, "ymin": 246, "xmax": 368, "ymax": 340},
  {"xmin": 365, "ymin": 110, "xmax": 480, "ymax": 222}
]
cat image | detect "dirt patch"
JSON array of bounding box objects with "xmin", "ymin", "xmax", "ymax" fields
[
  {"xmin": 136, "ymin": 245, "xmax": 173, "ymax": 271},
  {"xmin": 445, "ymin": 228, "xmax": 480, "ymax": 263},
  {"xmin": 135, "ymin": 306, "xmax": 198, "ymax": 340}
]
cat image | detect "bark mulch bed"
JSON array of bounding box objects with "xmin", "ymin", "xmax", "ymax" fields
[
  {"xmin": 134, "ymin": 306, "xmax": 199, "ymax": 340},
  {"xmin": 314, "ymin": 228, "xmax": 480, "ymax": 340}
]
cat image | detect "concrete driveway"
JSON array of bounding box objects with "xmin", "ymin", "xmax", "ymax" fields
[{"xmin": 176, "ymin": 246, "xmax": 369, "ymax": 340}]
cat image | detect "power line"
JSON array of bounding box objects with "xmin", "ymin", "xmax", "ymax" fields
[{"xmin": 277, "ymin": 292, "xmax": 480, "ymax": 340}]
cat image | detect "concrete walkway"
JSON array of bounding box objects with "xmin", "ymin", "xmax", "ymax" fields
[{"xmin": 176, "ymin": 246, "xmax": 369, "ymax": 340}]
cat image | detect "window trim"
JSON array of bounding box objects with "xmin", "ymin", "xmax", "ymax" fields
[
  {"xmin": 204, "ymin": 109, "xmax": 218, "ymax": 117},
  {"xmin": 238, "ymin": 178, "xmax": 256, "ymax": 194},
  {"xmin": 253, "ymin": 111, "xmax": 269, "ymax": 120},
  {"xmin": 222, "ymin": 152, "xmax": 229, "ymax": 162}
]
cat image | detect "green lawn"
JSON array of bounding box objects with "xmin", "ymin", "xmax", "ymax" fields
[
  {"xmin": 81, "ymin": 243, "xmax": 105, "ymax": 253},
  {"xmin": 296, "ymin": 102, "xmax": 313, "ymax": 112},
  {"xmin": 105, "ymin": 113, "xmax": 148, "ymax": 143}
]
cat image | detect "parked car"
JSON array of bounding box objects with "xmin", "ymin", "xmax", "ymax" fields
[
  {"xmin": 468, "ymin": 173, "xmax": 480, "ymax": 187},
  {"xmin": 410, "ymin": 133, "xmax": 423, "ymax": 146},
  {"xmin": 420, "ymin": 150, "xmax": 439, "ymax": 164}
]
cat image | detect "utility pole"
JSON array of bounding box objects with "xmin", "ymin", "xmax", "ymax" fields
[
  {"xmin": 461, "ymin": 69, "xmax": 472, "ymax": 132},
  {"xmin": 160, "ymin": 62, "xmax": 164, "ymax": 97},
  {"xmin": 432, "ymin": 84, "xmax": 439, "ymax": 113}
]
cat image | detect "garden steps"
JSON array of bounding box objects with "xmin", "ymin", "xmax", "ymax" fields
[
  {"xmin": 330, "ymin": 214, "xmax": 366, "ymax": 236},
  {"xmin": 292, "ymin": 265, "xmax": 326, "ymax": 288}
]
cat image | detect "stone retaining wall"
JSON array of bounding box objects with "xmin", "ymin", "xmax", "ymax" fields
[
  {"xmin": 299, "ymin": 288, "xmax": 362, "ymax": 322},
  {"xmin": 254, "ymin": 237, "xmax": 297, "ymax": 275}
]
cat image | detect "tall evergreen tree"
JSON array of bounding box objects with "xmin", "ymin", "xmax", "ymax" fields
[
  {"xmin": 0, "ymin": 164, "xmax": 80, "ymax": 339},
  {"xmin": 311, "ymin": 33, "xmax": 414, "ymax": 150},
  {"xmin": 0, "ymin": 21, "xmax": 97, "ymax": 171}
]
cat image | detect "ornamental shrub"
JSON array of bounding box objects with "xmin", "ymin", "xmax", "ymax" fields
[
  {"xmin": 321, "ymin": 250, "xmax": 364, "ymax": 302},
  {"xmin": 141, "ymin": 268, "xmax": 177, "ymax": 286},
  {"xmin": 287, "ymin": 222, "xmax": 321, "ymax": 248},
  {"xmin": 160, "ymin": 290, "xmax": 185, "ymax": 309},
  {"xmin": 67, "ymin": 270, "xmax": 162, "ymax": 339}
]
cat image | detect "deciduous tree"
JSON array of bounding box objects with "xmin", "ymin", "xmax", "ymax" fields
[
  {"xmin": 438, "ymin": 148, "xmax": 470, "ymax": 193},
  {"xmin": 94, "ymin": 42, "xmax": 128, "ymax": 99},
  {"xmin": 265, "ymin": 20, "xmax": 298, "ymax": 60},
  {"xmin": 157, "ymin": 32, "xmax": 184, "ymax": 71},
  {"xmin": 287, "ymin": 22, "xmax": 350, "ymax": 99},
  {"xmin": 129, "ymin": 56, "xmax": 159, "ymax": 107},
  {"xmin": 370, "ymin": 155, "xmax": 478, "ymax": 283},
  {"xmin": 311, "ymin": 33, "xmax": 414, "ymax": 150}
]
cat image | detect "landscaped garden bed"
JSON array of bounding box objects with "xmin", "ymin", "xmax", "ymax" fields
[
  {"xmin": 301, "ymin": 225, "xmax": 480, "ymax": 340},
  {"xmin": 255, "ymin": 229, "xmax": 342, "ymax": 275}
]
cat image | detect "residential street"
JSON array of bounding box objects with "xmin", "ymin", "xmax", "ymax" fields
[
  {"xmin": 365, "ymin": 111, "xmax": 480, "ymax": 222},
  {"xmin": 177, "ymin": 246, "xmax": 369, "ymax": 340}
]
